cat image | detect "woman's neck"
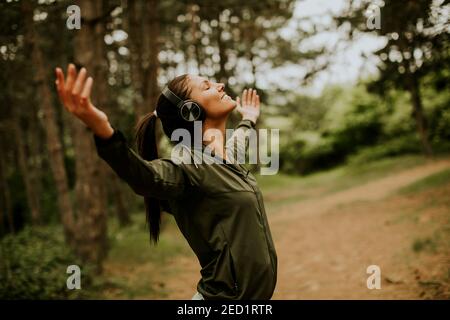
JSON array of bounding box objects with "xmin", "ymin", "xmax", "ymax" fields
[{"xmin": 202, "ymin": 117, "xmax": 227, "ymax": 160}]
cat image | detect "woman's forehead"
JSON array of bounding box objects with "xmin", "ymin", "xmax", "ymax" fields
[{"xmin": 188, "ymin": 75, "xmax": 209, "ymax": 88}]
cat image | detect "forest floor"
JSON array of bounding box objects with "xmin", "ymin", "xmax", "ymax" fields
[{"xmin": 99, "ymin": 155, "xmax": 450, "ymax": 299}]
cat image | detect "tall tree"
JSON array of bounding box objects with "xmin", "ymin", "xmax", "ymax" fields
[
  {"xmin": 69, "ymin": 0, "xmax": 111, "ymax": 271},
  {"xmin": 0, "ymin": 128, "xmax": 15, "ymax": 235},
  {"xmin": 97, "ymin": 0, "xmax": 132, "ymax": 227},
  {"xmin": 11, "ymin": 110, "xmax": 41, "ymax": 225},
  {"xmin": 126, "ymin": 0, "xmax": 160, "ymax": 121},
  {"xmin": 335, "ymin": 0, "xmax": 450, "ymax": 155},
  {"xmin": 22, "ymin": 0, "xmax": 76, "ymax": 237}
]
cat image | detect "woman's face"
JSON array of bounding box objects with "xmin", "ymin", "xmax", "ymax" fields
[{"xmin": 187, "ymin": 75, "xmax": 237, "ymax": 120}]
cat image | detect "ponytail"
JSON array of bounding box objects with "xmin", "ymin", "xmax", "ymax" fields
[
  {"xmin": 134, "ymin": 111, "xmax": 162, "ymax": 244},
  {"xmin": 133, "ymin": 74, "xmax": 192, "ymax": 244}
]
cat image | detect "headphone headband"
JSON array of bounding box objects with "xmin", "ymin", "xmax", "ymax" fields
[{"xmin": 162, "ymin": 86, "xmax": 183, "ymax": 108}]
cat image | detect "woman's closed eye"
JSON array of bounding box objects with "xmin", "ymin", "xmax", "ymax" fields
[{"xmin": 201, "ymin": 80, "xmax": 210, "ymax": 91}]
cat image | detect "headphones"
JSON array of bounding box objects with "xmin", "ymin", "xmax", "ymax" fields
[{"xmin": 162, "ymin": 86, "xmax": 204, "ymax": 122}]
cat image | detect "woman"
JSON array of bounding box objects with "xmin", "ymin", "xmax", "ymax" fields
[{"xmin": 55, "ymin": 64, "xmax": 277, "ymax": 300}]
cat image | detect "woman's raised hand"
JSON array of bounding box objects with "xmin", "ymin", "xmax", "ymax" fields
[
  {"xmin": 236, "ymin": 88, "xmax": 260, "ymax": 125},
  {"xmin": 55, "ymin": 64, "xmax": 113, "ymax": 139}
]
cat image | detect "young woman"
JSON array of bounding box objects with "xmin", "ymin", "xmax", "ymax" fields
[{"xmin": 55, "ymin": 64, "xmax": 277, "ymax": 300}]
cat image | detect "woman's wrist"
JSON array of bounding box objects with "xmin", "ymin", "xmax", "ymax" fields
[
  {"xmin": 242, "ymin": 116, "xmax": 257, "ymax": 126},
  {"xmin": 90, "ymin": 120, "xmax": 114, "ymax": 139}
]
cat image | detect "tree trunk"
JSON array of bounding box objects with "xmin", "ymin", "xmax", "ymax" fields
[
  {"xmin": 95, "ymin": 0, "xmax": 131, "ymax": 227},
  {"xmin": 142, "ymin": 0, "xmax": 160, "ymax": 117},
  {"xmin": 127, "ymin": 0, "xmax": 160, "ymax": 118},
  {"xmin": 127, "ymin": 0, "xmax": 168, "ymax": 228},
  {"xmin": 71, "ymin": 0, "xmax": 110, "ymax": 272},
  {"xmin": 12, "ymin": 118, "xmax": 41, "ymax": 225},
  {"xmin": 408, "ymin": 74, "xmax": 433, "ymax": 156},
  {"xmin": 27, "ymin": 102, "xmax": 44, "ymax": 221},
  {"xmin": 127, "ymin": 0, "xmax": 145, "ymax": 122},
  {"xmin": 215, "ymin": 8, "xmax": 229, "ymax": 86},
  {"xmin": 0, "ymin": 129, "xmax": 14, "ymax": 235},
  {"xmin": 111, "ymin": 177, "xmax": 131, "ymax": 226},
  {"xmin": 189, "ymin": 4, "xmax": 203, "ymax": 73},
  {"xmin": 22, "ymin": 0, "xmax": 75, "ymax": 241}
]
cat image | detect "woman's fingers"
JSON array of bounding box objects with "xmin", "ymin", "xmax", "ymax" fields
[
  {"xmin": 80, "ymin": 77, "xmax": 93, "ymax": 108},
  {"xmin": 242, "ymin": 89, "xmax": 247, "ymax": 106},
  {"xmin": 71, "ymin": 67, "xmax": 87, "ymax": 101},
  {"xmin": 236, "ymin": 96, "xmax": 241, "ymax": 108},
  {"xmin": 55, "ymin": 64, "xmax": 94, "ymax": 114},
  {"xmin": 65, "ymin": 64, "xmax": 76, "ymax": 92},
  {"xmin": 55, "ymin": 68, "xmax": 68, "ymax": 108},
  {"xmin": 251, "ymin": 89, "xmax": 257, "ymax": 107},
  {"xmin": 64, "ymin": 64, "xmax": 78, "ymax": 109},
  {"xmin": 55, "ymin": 68, "xmax": 65, "ymax": 89},
  {"xmin": 240, "ymin": 88, "xmax": 259, "ymax": 107}
]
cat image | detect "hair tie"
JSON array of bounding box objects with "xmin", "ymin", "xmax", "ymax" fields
[{"xmin": 153, "ymin": 110, "xmax": 158, "ymax": 118}]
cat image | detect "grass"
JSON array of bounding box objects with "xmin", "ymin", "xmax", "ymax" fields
[
  {"xmin": 92, "ymin": 213, "xmax": 194, "ymax": 299},
  {"xmin": 398, "ymin": 168, "xmax": 450, "ymax": 195},
  {"xmin": 107, "ymin": 214, "xmax": 191, "ymax": 265},
  {"xmin": 412, "ymin": 237, "xmax": 438, "ymax": 253}
]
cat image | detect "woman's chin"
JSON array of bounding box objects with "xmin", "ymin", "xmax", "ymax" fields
[{"xmin": 219, "ymin": 97, "xmax": 236, "ymax": 109}]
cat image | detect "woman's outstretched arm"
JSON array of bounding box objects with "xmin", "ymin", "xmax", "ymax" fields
[
  {"xmin": 55, "ymin": 64, "xmax": 114, "ymax": 139},
  {"xmin": 55, "ymin": 64, "xmax": 186, "ymax": 199},
  {"xmin": 225, "ymin": 89, "xmax": 260, "ymax": 163},
  {"xmin": 93, "ymin": 128, "xmax": 186, "ymax": 199}
]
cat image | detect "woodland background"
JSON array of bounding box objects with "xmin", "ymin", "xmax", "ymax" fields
[{"xmin": 0, "ymin": 0, "xmax": 449, "ymax": 299}]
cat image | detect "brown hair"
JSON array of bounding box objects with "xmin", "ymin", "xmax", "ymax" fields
[{"xmin": 134, "ymin": 74, "xmax": 193, "ymax": 244}]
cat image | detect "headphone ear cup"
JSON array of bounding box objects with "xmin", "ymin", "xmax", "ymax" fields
[{"xmin": 179, "ymin": 101, "xmax": 204, "ymax": 122}]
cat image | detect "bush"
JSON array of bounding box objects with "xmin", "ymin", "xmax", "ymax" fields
[
  {"xmin": 0, "ymin": 226, "xmax": 93, "ymax": 299},
  {"xmin": 278, "ymin": 82, "xmax": 450, "ymax": 175},
  {"xmin": 279, "ymin": 96, "xmax": 385, "ymax": 175},
  {"xmin": 347, "ymin": 134, "xmax": 422, "ymax": 165}
]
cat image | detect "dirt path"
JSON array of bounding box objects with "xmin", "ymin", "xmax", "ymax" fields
[{"xmin": 163, "ymin": 159, "xmax": 450, "ymax": 299}]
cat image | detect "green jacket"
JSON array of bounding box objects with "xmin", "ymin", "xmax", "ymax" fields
[{"xmin": 93, "ymin": 120, "xmax": 277, "ymax": 300}]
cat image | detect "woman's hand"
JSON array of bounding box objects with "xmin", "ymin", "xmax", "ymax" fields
[
  {"xmin": 55, "ymin": 64, "xmax": 114, "ymax": 139},
  {"xmin": 236, "ymin": 88, "xmax": 260, "ymax": 125}
]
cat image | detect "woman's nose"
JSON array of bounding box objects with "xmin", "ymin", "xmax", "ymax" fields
[{"xmin": 217, "ymin": 83, "xmax": 225, "ymax": 92}]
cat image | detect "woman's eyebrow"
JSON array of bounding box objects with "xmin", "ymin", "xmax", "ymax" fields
[{"xmin": 200, "ymin": 79, "xmax": 209, "ymax": 89}]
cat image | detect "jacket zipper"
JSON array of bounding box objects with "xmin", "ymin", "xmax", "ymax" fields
[
  {"xmin": 235, "ymin": 166, "xmax": 274, "ymax": 275},
  {"xmin": 224, "ymin": 163, "xmax": 275, "ymax": 276}
]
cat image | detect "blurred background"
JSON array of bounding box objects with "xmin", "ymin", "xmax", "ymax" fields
[{"xmin": 0, "ymin": 0, "xmax": 449, "ymax": 299}]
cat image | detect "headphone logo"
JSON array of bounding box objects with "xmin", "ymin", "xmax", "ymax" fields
[{"xmin": 162, "ymin": 87, "xmax": 204, "ymax": 122}]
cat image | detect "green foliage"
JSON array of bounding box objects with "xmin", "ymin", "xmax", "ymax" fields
[
  {"xmin": 412, "ymin": 237, "xmax": 438, "ymax": 253},
  {"xmin": 280, "ymin": 86, "xmax": 386, "ymax": 174},
  {"xmin": 347, "ymin": 134, "xmax": 422, "ymax": 165},
  {"xmin": 108, "ymin": 214, "xmax": 191, "ymax": 265},
  {"xmin": 278, "ymin": 78, "xmax": 450, "ymax": 175},
  {"xmin": 0, "ymin": 226, "xmax": 93, "ymax": 299}
]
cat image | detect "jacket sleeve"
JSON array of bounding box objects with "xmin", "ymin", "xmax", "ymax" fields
[
  {"xmin": 93, "ymin": 127, "xmax": 186, "ymax": 199},
  {"xmin": 225, "ymin": 119, "xmax": 256, "ymax": 163}
]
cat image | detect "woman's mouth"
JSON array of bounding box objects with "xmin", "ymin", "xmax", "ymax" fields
[{"xmin": 221, "ymin": 93, "xmax": 231, "ymax": 100}]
